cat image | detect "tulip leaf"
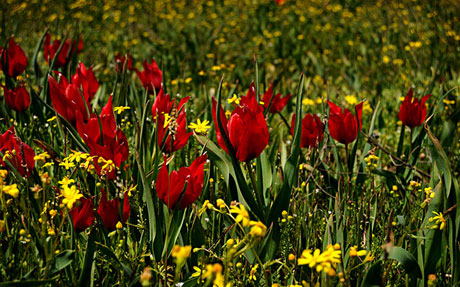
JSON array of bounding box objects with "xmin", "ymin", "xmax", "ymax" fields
[
  {"xmin": 361, "ymin": 260, "xmax": 383, "ymax": 287},
  {"xmin": 78, "ymin": 229, "xmax": 97, "ymax": 286},
  {"xmin": 195, "ymin": 134, "xmax": 233, "ymax": 185},
  {"xmin": 425, "ymin": 123, "xmax": 452, "ymax": 198},
  {"xmin": 135, "ymin": 150, "xmax": 157, "ymax": 253},
  {"xmin": 49, "ymin": 250, "xmax": 75, "ymax": 275},
  {"xmin": 32, "ymin": 29, "xmax": 48, "ymax": 85},
  {"xmin": 267, "ymin": 74, "xmax": 306, "ymax": 224},
  {"xmin": 388, "ymin": 246, "xmax": 422, "ymax": 278},
  {"xmin": 164, "ymin": 209, "xmax": 186, "ymax": 257},
  {"xmin": 0, "ymin": 276, "xmax": 59, "ymax": 287}
]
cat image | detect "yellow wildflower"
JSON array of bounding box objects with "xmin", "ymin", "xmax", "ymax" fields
[
  {"xmin": 113, "ymin": 106, "xmax": 131, "ymax": 114},
  {"xmin": 249, "ymin": 221, "xmax": 267, "ymax": 238},
  {"xmin": 34, "ymin": 152, "xmax": 50, "ymax": 162},
  {"xmin": 3, "ymin": 184, "xmax": 19, "ymax": 198},
  {"xmin": 230, "ymin": 204, "xmax": 250, "ymax": 227},
  {"xmin": 429, "ymin": 211, "xmax": 446, "ymax": 230},
  {"xmin": 228, "ymin": 94, "xmax": 240, "ymax": 105},
  {"xmin": 188, "ymin": 119, "xmax": 211, "ymax": 134},
  {"xmin": 60, "ymin": 184, "xmax": 83, "ymax": 209}
]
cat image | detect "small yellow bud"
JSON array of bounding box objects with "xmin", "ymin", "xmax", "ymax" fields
[{"xmin": 116, "ymin": 221, "xmax": 123, "ymax": 229}]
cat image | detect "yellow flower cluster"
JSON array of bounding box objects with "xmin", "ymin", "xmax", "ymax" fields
[
  {"xmin": 298, "ymin": 244, "xmax": 342, "ymax": 276},
  {"xmin": 364, "ymin": 154, "xmax": 379, "ymax": 170},
  {"xmin": 59, "ymin": 177, "xmax": 83, "ymax": 209},
  {"xmin": 429, "ymin": 211, "xmax": 446, "ymax": 230}
]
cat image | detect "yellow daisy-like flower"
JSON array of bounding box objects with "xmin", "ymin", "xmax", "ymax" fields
[
  {"xmin": 60, "ymin": 184, "xmax": 83, "ymax": 209},
  {"xmin": 65, "ymin": 151, "xmax": 89, "ymax": 163},
  {"xmin": 113, "ymin": 106, "xmax": 131, "ymax": 114},
  {"xmin": 227, "ymin": 94, "xmax": 240, "ymax": 105},
  {"xmin": 429, "ymin": 211, "xmax": 446, "ymax": 230},
  {"xmin": 58, "ymin": 177, "xmax": 75, "ymax": 187},
  {"xmin": 230, "ymin": 204, "xmax": 250, "ymax": 227},
  {"xmin": 188, "ymin": 119, "xmax": 211, "ymax": 134},
  {"xmin": 59, "ymin": 161, "xmax": 75, "ymax": 170}
]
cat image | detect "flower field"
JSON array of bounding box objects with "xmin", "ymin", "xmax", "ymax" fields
[{"xmin": 1, "ymin": 0, "xmax": 460, "ymax": 286}]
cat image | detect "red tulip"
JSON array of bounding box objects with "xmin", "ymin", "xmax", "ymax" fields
[
  {"xmin": 290, "ymin": 113, "xmax": 324, "ymax": 148},
  {"xmin": 70, "ymin": 197, "xmax": 95, "ymax": 232},
  {"xmin": 97, "ymin": 189, "xmax": 130, "ymax": 231},
  {"xmin": 262, "ymin": 82, "xmax": 292, "ymax": 113},
  {"xmin": 0, "ymin": 127, "xmax": 35, "ymax": 177},
  {"xmin": 0, "ymin": 36, "xmax": 28, "ymax": 77},
  {"xmin": 114, "ymin": 53, "xmax": 133, "ymax": 73},
  {"xmin": 2, "ymin": 84, "xmax": 31, "ymax": 113},
  {"xmin": 212, "ymin": 83, "xmax": 269, "ymax": 162},
  {"xmin": 48, "ymin": 73, "xmax": 89, "ymax": 126},
  {"xmin": 152, "ymin": 88, "xmax": 192, "ymax": 153},
  {"xmin": 71, "ymin": 63, "xmax": 99, "ymax": 103},
  {"xmin": 156, "ymin": 154, "xmax": 207, "ymax": 210},
  {"xmin": 44, "ymin": 33, "xmax": 83, "ymax": 68},
  {"xmin": 398, "ymin": 88, "xmax": 431, "ymax": 128},
  {"xmin": 77, "ymin": 96, "xmax": 129, "ymax": 179},
  {"xmin": 327, "ymin": 100, "xmax": 363, "ymax": 145},
  {"xmin": 135, "ymin": 59, "xmax": 162, "ymax": 93}
]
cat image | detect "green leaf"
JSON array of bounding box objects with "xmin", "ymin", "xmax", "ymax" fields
[
  {"xmin": 388, "ymin": 246, "xmax": 422, "ymax": 278},
  {"xmin": 49, "ymin": 250, "xmax": 74, "ymax": 275},
  {"xmin": 78, "ymin": 229, "xmax": 97, "ymax": 286},
  {"xmin": 361, "ymin": 260, "xmax": 383, "ymax": 287},
  {"xmin": 0, "ymin": 276, "xmax": 59, "ymax": 287}
]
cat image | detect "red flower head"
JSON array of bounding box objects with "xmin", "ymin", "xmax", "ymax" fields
[
  {"xmin": 327, "ymin": 100, "xmax": 363, "ymax": 145},
  {"xmin": 2, "ymin": 84, "xmax": 31, "ymax": 113},
  {"xmin": 48, "ymin": 73, "xmax": 89, "ymax": 126},
  {"xmin": 262, "ymin": 82, "xmax": 292, "ymax": 114},
  {"xmin": 290, "ymin": 113, "xmax": 324, "ymax": 148},
  {"xmin": 0, "ymin": 36, "xmax": 28, "ymax": 77},
  {"xmin": 71, "ymin": 63, "xmax": 99, "ymax": 104},
  {"xmin": 398, "ymin": 88, "xmax": 431, "ymax": 128},
  {"xmin": 212, "ymin": 83, "xmax": 269, "ymax": 162},
  {"xmin": 44, "ymin": 33, "xmax": 83, "ymax": 68},
  {"xmin": 0, "ymin": 127, "xmax": 35, "ymax": 177},
  {"xmin": 135, "ymin": 59, "xmax": 162, "ymax": 93},
  {"xmin": 156, "ymin": 154, "xmax": 207, "ymax": 210},
  {"xmin": 152, "ymin": 88, "xmax": 192, "ymax": 153},
  {"xmin": 70, "ymin": 197, "xmax": 95, "ymax": 232},
  {"xmin": 77, "ymin": 96, "xmax": 129, "ymax": 179},
  {"xmin": 114, "ymin": 53, "xmax": 133, "ymax": 73},
  {"xmin": 275, "ymin": 0, "xmax": 286, "ymax": 5},
  {"xmin": 97, "ymin": 189, "xmax": 130, "ymax": 231}
]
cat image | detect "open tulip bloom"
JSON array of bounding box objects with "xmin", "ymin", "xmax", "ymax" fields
[
  {"xmin": 44, "ymin": 33, "xmax": 83, "ymax": 68},
  {"xmin": 327, "ymin": 100, "xmax": 363, "ymax": 145},
  {"xmin": 156, "ymin": 154, "xmax": 207, "ymax": 210},
  {"xmin": 135, "ymin": 59, "xmax": 163, "ymax": 93},
  {"xmin": 0, "ymin": 127, "xmax": 35, "ymax": 177},
  {"xmin": 398, "ymin": 88, "xmax": 431, "ymax": 128},
  {"xmin": 0, "ymin": 36, "xmax": 28, "ymax": 78},
  {"xmin": 212, "ymin": 83, "xmax": 269, "ymax": 162},
  {"xmin": 151, "ymin": 88, "xmax": 192, "ymax": 153},
  {"xmin": 70, "ymin": 197, "xmax": 95, "ymax": 233},
  {"xmin": 97, "ymin": 189, "xmax": 130, "ymax": 231},
  {"xmin": 291, "ymin": 113, "xmax": 324, "ymax": 148},
  {"xmin": 262, "ymin": 82, "xmax": 292, "ymax": 114},
  {"xmin": 77, "ymin": 96, "xmax": 129, "ymax": 179},
  {"xmin": 48, "ymin": 63, "xmax": 99, "ymax": 126},
  {"xmin": 2, "ymin": 84, "xmax": 31, "ymax": 113}
]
